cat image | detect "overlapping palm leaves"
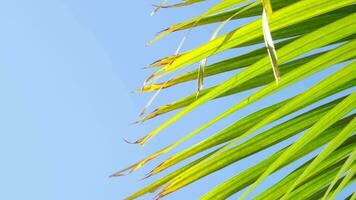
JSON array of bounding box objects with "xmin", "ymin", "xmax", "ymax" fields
[{"xmin": 115, "ymin": 0, "xmax": 356, "ymax": 199}]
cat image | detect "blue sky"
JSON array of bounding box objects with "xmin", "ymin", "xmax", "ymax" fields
[{"xmin": 0, "ymin": 0, "xmax": 354, "ymax": 200}]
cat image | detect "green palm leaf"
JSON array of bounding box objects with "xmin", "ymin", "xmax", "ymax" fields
[
  {"xmin": 128, "ymin": 117, "xmax": 355, "ymax": 200},
  {"xmin": 238, "ymin": 88, "xmax": 355, "ymax": 200},
  {"xmin": 255, "ymin": 156, "xmax": 351, "ymax": 200},
  {"xmin": 116, "ymin": 0, "xmax": 356, "ymax": 199},
  {"xmin": 203, "ymin": 128, "xmax": 356, "ymax": 200},
  {"xmin": 281, "ymin": 117, "xmax": 356, "ymax": 199},
  {"xmin": 329, "ymin": 164, "xmax": 356, "ymax": 199},
  {"xmin": 322, "ymin": 148, "xmax": 356, "ymax": 199},
  {"xmin": 136, "ymin": 13, "xmax": 356, "ymax": 145}
]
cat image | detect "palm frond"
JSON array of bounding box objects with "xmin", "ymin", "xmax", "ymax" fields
[{"xmin": 115, "ymin": 0, "xmax": 356, "ymax": 199}]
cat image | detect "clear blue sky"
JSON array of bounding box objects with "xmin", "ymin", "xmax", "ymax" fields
[{"xmin": 0, "ymin": 1, "xmax": 353, "ymax": 200}]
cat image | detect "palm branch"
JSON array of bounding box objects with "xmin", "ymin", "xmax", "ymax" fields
[{"xmin": 114, "ymin": 0, "xmax": 356, "ymax": 199}]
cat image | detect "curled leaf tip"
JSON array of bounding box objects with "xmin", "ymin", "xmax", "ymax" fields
[{"xmin": 122, "ymin": 137, "xmax": 140, "ymax": 145}]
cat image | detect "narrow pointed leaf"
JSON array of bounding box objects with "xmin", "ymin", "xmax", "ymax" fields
[
  {"xmin": 329, "ymin": 164, "xmax": 356, "ymax": 199},
  {"xmin": 322, "ymin": 149, "xmax": 356, "ymax": 200},
  {"xmin": 282, "ymin": 117, "xmax": 356, "ymax": 199},
  {"xmin": 239, "ymin": 92, "xmax": 356, "ymax": 199},
  {"xmin": 286, "ymin": 165, "xmax": 345, "ymax": 200},
  {"xmin": 201, "ymin": 124, "xmax": 356, "ymax": 199},
  {"xmin": 255, "ymin": 156, "xmax": 349, "ymax": 200}
]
